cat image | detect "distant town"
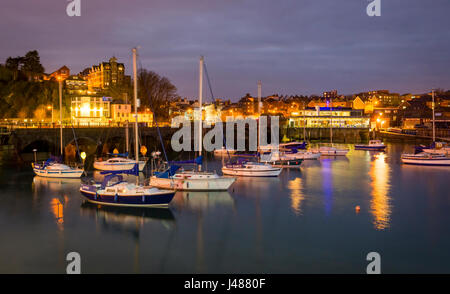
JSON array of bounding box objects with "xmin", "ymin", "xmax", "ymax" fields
[{"xmin": 1, "ymin": 50, "xmax": 450, "ymax": 138}]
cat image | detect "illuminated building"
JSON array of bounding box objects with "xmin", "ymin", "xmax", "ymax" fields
[
  {"xmin": 86, "ymin": 57, "xmax": 127, "ymax": 92},
  {"xmin": 288, "ymin": 107, "xmax": 370, "ymax": 128},
  {"xmin": 65, "ymin": 75, "xmax": 88, "ymax": 96},
  {"xmin": 70, "ymin": 96, "xmax": 111, "ymax": 125},
  {"xmin": 110, "ymin": 103, "xmax": 131, "ymax": 123},
  {"xmin": 44, "ymin": 65, "xmax": 70, "ymax": 81},
  {"xmin": 323, "ymin": 90, "xmax": 338, "ymax": 98}
]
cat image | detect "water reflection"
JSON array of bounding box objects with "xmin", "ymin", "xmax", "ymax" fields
[
  {"xmin": 32, "ymin": 176, "xmax": 80, "ymax": 193},
  {"xmin": 287, "ymin": 178, "xmax": 305, "ymax": 215},
  {"xmin": 80, "ymin": 203, "xmax": 176, "ymax": 233},
  {"xmin": 369, "ymin": 153, "xmax": 392, "ymax": 230},
  {"xmin": 321, "ymin": 158, "xmax": 333, "ymax": 216},
  {"xmin": 80, "ymin": 203, "xmax": 176, "ymax": 273},
  {"xmin": 171, "ymin": 191, "xmax": 234, "ymax": 273},
  {"xmin": 172, "ymin": 191, "xmax": 235, "ymax": 212},
  {"xmin": 50, "ymin": 196, "xmax": 67, "ymax": 229}
]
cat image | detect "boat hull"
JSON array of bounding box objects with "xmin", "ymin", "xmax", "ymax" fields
[
  {"xmin": 355, "ymin": 145, "xmax": 386, "ymax": 151},
  {"xmin": 401, "ymin": 157, "xmax": 450, "ymax": 166},
  {"xmin": 150, "ymin": 176, "xmax": 235, "ymax": 191},
  {"xmin": 221, "ymin": 166, "xmax": 282, "ymax": 177},
  {"xmin": 267, "ymin": 159, "xmax": 302, "ymax": 168},
  {"xmin": 33, "ymin": 167, "xmax": 83, "ymax": 178},
  {"xmin": 316, "ymin": 150, "xmax": 349, "ymax": 156},
  {"xmin": 283, "ymin": 152, "xmax": 321, "ymax": 160},
  {"xmin": 80, "ymin": 188, "xmax": 175, "ymax": 208}
]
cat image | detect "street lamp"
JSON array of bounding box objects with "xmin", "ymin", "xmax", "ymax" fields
[
  {"xmin": 80, "ymin": 151, "xmax": 86, "ymax": 166},
  {"xmin": 47, "ymin": 105, "xmax": 53, "ymax": 125}
]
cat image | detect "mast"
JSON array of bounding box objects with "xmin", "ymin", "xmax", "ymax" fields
[
  {"xmin": 132, "ymin": 48, "xmax": 139, "ymax": 163},
  {"xmin": 125, "ymin": 95, "xmax": 129, "ymax": 156},
  {"xmin": 330, "ymin": 96, "xmax": 333, "ymax": 144},
  {"xmin": 257, "ymin": 80, "xmax": 261, "ymax": 148},
  {"xmin": 432, "ymin": 89, "xmax": 435, "ymax": 143},
  {"xmin": 303, "ymin": 101, "xmax": 306, "ymax": 141},
  {"xmin": 198, "ymin": 56, "xmax": 204, "ymax": 171},
  {"xmin": 59, "ymin": 77, "xmax": 63, "ymax": 156}
]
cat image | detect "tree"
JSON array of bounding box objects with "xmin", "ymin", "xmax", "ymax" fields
[
  {"xmin": 4, "ymin": 50, "xmax": 44, "ymax": 81},
  {"xmin": 21, "ymin": 50, "xmax": 44, "ymax": 73},
  {"xmin": 137, "ymin": 69, "xmax": 177, "ymax": 120},
  {"xmin": 5, "ymin": 57, "xmax": 23, "ymax": 80}
]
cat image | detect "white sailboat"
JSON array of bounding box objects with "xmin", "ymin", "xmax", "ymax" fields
[
  {"xmin": 32, "ymin": 77, "xmax": 84, "ymax": 178},
  {"xmin": 93, "ymin": 48, "xmax": 147, "ymax": 172},
  {"xmin": 401, "ymin": 152, "xmax": 450, "ymax": 166},
  {"xmin": 222, "ymin": 161, "xmax": 282, "ymax": 177},
  {"xmin": 150, "ymin": 56, "xmax": 235, "ymax": 190},
  {"xmin": 401, "ymin": 89, "xmax": 450, "ymax": 166}
]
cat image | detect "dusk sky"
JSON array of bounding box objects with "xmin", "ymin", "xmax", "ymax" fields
[{"xmin": 1, "ymin": 0, "xmax": 450, "ymax": 100}]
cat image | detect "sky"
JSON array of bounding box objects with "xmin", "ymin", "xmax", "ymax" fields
[{"xmin": 1, "ymin": 0, "xmax": 450, "ymax": 101}]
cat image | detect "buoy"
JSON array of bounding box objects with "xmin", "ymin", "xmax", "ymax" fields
[{"xmin": 355, "ymin": 205, "xmax": 361, "ymax": 213}]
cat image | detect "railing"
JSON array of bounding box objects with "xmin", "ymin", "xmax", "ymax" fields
[{"xmin": 0, "ymin": 121, "xmax": 171, "ymax": 129}]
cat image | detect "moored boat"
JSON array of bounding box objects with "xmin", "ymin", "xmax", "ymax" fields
[
  {"xmin": 222, "ymin": 161, "xmax": 282, "ymax": 177},
  {"xmin": 311, "ymin": 146, "xmax": 349, "ymax": 156},
  {"xmin": 33, "ymin": 159, "xmax": 84, "ymax": 178},
  {"xmin": 420, "ymin": 142, "xmax": 450, "ymax": 155},
  {"xmin": 150, "ymin": 169, "xmax": 236, "ymax": 191},
  {"xmin": 401, "ymin": 153, "xmax": 450, "ymax": 166},
  {"xmin": 80, "ymin": 174, "xmax": 175, "ymax": 208},
  {"xmin": 93, "ymin": 157, "xmax": 147, "ymax": 172},
  {"xmin": 355, "ymin": 140, "xmax": 386, "ymax": 151}
]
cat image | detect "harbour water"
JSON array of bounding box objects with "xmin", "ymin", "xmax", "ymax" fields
[{"xmin": 0, "ymin": 143, "xmax": 449, "ymax": 273}]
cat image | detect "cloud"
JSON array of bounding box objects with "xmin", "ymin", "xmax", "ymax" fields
[{"xmin": 1, "ymin": 0, "xmax": 450, "ymax": 99}]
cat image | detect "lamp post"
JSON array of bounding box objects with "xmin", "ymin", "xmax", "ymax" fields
[{"xmin": 58, "ymin": 76, "xmax": 63, "ymax": 155}]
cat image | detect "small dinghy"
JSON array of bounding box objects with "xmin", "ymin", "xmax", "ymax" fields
[{"xmin": 355, "ymin": 140, "xmax": 386, "ymax": 151}]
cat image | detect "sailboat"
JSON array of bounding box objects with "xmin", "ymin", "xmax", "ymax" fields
[
  {"xmin": 93, "ymin": 49, "xmax": 147, "ymax": 172},
  {"xmin": 222, "ymin": 80, "xmax": 283, "ymax": 176},
  {"xmin": 401, "ymin": 89, "xmax": 450, "ymax": 166},
  {"xmin": 32, "ymin": 77, "xmax": 84, "ymax": 178},
  {"xmin": 311, "ymin": 99, "xmax": 349, "ymax": 156},
  {"xmin": 150, "ymin": 56, "xmax": 236, "ymax": 191},
  {"xmin": 80, "ymin": 173, "xmax": 176, "ymax": 207}
]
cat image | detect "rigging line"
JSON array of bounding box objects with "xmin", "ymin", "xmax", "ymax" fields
[
  {"xmin": 145, "ymin": 90, "xmax": 169, "ymax": 163},
  {"xmin": 71, "ymin": 124, "xmax": 82, "ymax": 164},
  {"xmin": 203, "ymin": 61, "xmax": 232, "ymax": 162}
]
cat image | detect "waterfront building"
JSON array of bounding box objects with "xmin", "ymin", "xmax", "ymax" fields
[
  {"xmin": 110, "ymin": 103, "xmax": 131, "ymax": 123},
  {"xmin": 287, "ymin": 107, "xmax": 369, "ymax": 128},
  {"xmin": 70, "ymin": 96, "xmax": 111, "ymax": 125}
]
